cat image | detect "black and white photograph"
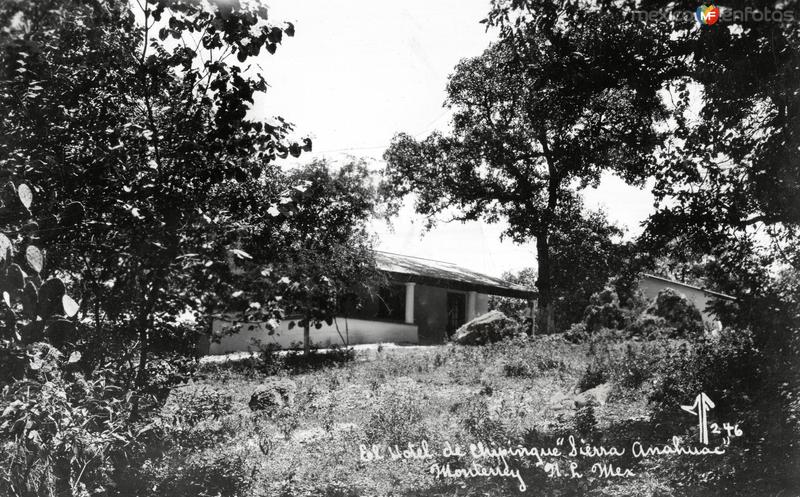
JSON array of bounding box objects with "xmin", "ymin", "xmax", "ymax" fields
[{"xmin": 0, "ymin": 0, "xmax": 798, "ymax": 495}]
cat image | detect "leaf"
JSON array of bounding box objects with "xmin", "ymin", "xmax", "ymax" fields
[
  {"xmin": 7, "ymin": 264, "xmax": 26, "ymax": 289},
  {"xmin": 17, "ymin": 184, "xmax": 32, "ymax": 209},
  {"xmin": 22, "ymin": 281, "xmax": 37, "ymax": 319},
  {"xmin": 229, "ymin": 248, "xmax": 252, "ymax": 260},
  {"xmin": 0, "ymin": 234, "xmax": 11, "ymax": 262},
  {"xmin": 2, "ymin": 292, "xmax": 9, "ymax": 308},
  {"xmin": 38, "ymin": 278, "xmax": 66, "ymax": 318},
  {"xmin": 284, "ymin": 22, "xmax": 295, "ymax": 37},
  {"xmin": 62, "ymin": 295, "xmax": 79, "ymax": 318},
  {"xmin": 268, "ymin": 26, "xmax": 282, "ymax": 44},
  {"xmin": 67, "ymin": 351, "xmax": 81, "ymax": 364},
  {"xmin": 25, "ymin": 246, "xmax": 43, "ymax": 273},
  {"xmin": 46, "ymin": 319, "xmax": 75, "ymax": 342}
]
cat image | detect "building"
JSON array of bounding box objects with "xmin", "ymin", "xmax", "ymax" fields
[
  {"xmin": 202, "ymin": 257, "xmax": 736, "ymax": 355},
  {"xmin": 204, "ymin": 251, "xmax": 536, "ymax": 354},
  {"xmin": 639, "ymin": 273, "xmax": 736, "ymax": 328}
]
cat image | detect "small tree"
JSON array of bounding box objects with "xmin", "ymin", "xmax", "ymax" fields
[
  {"xmin": 217, "ymin": 159, "xmax": 382, "ymax": 353},
  {"xmin": 0, "ymin": 0, "xmax": 310, "ymax": 393}
]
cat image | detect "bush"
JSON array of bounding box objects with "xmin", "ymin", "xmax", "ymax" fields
[
  {"xmin": 503, "ymin": 359, "xmax": 535, "ymax": 378},
  {"xmin": 574, "ymin": 404, "xmax": 598, "ymax": 437},
  {"xmin": 364, "ymin": 381, "xmax": 427, "ymax": 446},
  {"xmin": 627, "ymin": 313, "xmax": 675, "ymax": 339},
  {"xmin": 258, "ymin": 343, "xmax": 356, "ymax": 375},
  {"xmin": 583, "ymin": 287, "xmax": 628, "ymax": 331},
  {"xmin": 647, "ymin": 288, "xmax": 703, "ymax": 337},
  {"xmin": 610, "ymin": 343, "xmax": 659, "ymax": 389},
  {"xmin": 166, "ymin": 388, "xmax": 235, "ymax": 427},
  {"xmin": 0, "ymin": 346, "xmax": 132, "ymax": 497},
  {"xmin": 563, "ymin": 322, "xmax": 589, "ymax": 344},
  {"xmin": 452, "ymin": 395, "xmax": 507, "ymax": 443},
  {"xmin": 576, "ymin": 362, "xmax": 609, "ymax": 392},
  {"xmin": 649, "ymin": 328, "xmax": 800, "ymax": 493},
  {"xmin": 135, "ymin": 449, "xmax": 254, "ymax": 497}
]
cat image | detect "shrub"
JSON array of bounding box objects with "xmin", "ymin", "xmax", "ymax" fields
[
  {"xmin": 574, "ymin": 404, "xmax": 598, "ymax": 437},
  {"xmin": 0, "ymin": 349, "xmax": 132, "ymax": 497},
  {"xmin": 452, "ymin": 395, "xmax": 507, "ymax": 443},
  {"xmin": 647, "ymin": 288, "xmax": 703, "ymax": 337},
  {"xmin": 258, "ymin": 343, "xmax": 356, "ymax": 375},
  {"xmin": 563, "ymin": 322, "xmax": 589, "ymax": 344},
  {"xmin": 584, "ymin": 287, "xmax": 628, "ymax": 331},
  {"xmin": 503, "ymin": 360, "xmax": 534, "ymax": 378},
  {"xmin": 167, "ymin": 388, "xmax": 234, "ymax": 427},
  {"xmin": 649, "ymin": 328, "xmax": 799, "ymax": 493},
  {"xmin": 364, "ymin": 384, "xmax": 427, "ymax": 446},
  {"xmin": 138, "ymin": 450, "xmax": 254, "ymax": 497},
  {"xmin": 610, "ymin": 343, "xmax": 659, "ymax": 389},
  {"xmin": 576, "ymin": 362, "xmax": 609, "ymax": 392},
  {"xmin": 627, "ymin": 313, "xmax": 675, "ymax": 339}
]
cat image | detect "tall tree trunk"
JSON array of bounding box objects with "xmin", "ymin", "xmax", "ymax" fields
[
  {"xmin": 303, "ymin": 319, "xmax": 310, "ymax": 355},
  {"xmin": 535, "ymin": 233, "xmax": 555, "ymax": 334}
]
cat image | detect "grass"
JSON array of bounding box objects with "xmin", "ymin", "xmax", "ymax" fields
[{"xmin": 128, "ymin": 335, "xmax": 715, "ymax": 496}]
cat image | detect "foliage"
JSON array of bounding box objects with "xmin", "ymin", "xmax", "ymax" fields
[
  {"xmin": 641, "ymin": 0, "xmax": 800, "ymax": 243},
  {"xmin": 268, "ymin": 160, "xmax": 382, "ymax": 350},
  {"xmin": 646, "ymin": 288, "xmax": 703, "ymax": 337},
  {"xmin": 548, "ymin": 209, "xmax": 630, "ymax": 330},
  {"xmin": 258, "ymin": 342, "xmax": 356, "ymax": 375},
  {"xmin": 583, "ymin": 286, "xmax": 629, "ymax": 332},
  {"xmin": 383, "ymin": 0, "xmax": 672, "ymax": 332},
  {"xmin": 0, "ymin": 0, "xmax": 313, "ymax": 395},
  {"xmin": 491, "ymin": 208, "xmax": 630, "ymax": 332},
  {"xmin": 576, "ymin": 362, "xmax": 609, "ymax": 393},
  {"xmin": 649, "ymin": 328, "xmax": 800, "ymax": 493},
  {"xmin": 364, "ymin": 383, "xmax": 427, "ymax": 447},
  {"xmin": 488, "ymin": 267, "xmax": 537, "ymax": 322},
  {"xmin": 503, "ymin": 359, "xmax": 535, "ymax": 378},
  {"xmin": 0, "ymin": 348, "xmax": 132, "ymax": 497},
  {"xmin": 573, "ymin": 404, "xmax": 597, "ymax": 437}
]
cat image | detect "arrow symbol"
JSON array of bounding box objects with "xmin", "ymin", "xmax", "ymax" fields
[{"xmin": 681, "ymin": 392, "xmax": 715, "ymax": 444}]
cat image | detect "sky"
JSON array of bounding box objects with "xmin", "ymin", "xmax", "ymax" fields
[{"xmin": 253, "ymin": 0, "xmax": 656, "ymax": 277}]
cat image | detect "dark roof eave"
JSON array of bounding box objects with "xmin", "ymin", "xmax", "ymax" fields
[{"xmin": 385, "ymin": 271, "xmax": 537, "ymax": 300}]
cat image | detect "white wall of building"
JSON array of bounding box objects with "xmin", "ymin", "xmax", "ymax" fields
[
  {"xmin": 639, "ymin": 276, "xmax": 723, "ymax": 326},
  {"xmin": 207, "ymin": 317, "xmax": 418, "ymax": 355}
]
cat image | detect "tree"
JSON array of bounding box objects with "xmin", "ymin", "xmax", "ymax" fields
[
  {"xmin": 643, "ymin": 0, "xmax": 800, "ymax": 251},
  {"xmin": 216, "ymin": 159, "xmax": 382, "ymax": 353},
  {"xmin": 0, "ymin": 0, "xmax": 310, "ymax": 405},
  {"xmin": 492, "ymin": 207, "xmax": 628, "ymax": 331},
  {"xmin": 382, "ymin": 0, "xmax": 673, "ymax": 332}
]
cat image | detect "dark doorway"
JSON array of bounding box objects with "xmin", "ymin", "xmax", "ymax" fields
[{"xmin": 446, "ymin": 292, "xmax": 466, "ymax": 337}]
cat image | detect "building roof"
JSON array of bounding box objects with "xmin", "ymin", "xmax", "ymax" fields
[
  {"xmin": 642, "ymin": 273, "xmax": 737, "ymax": 301},
  {"xmin": 375, "ymin": 251, "xmax": 536, "ymax": 300}
]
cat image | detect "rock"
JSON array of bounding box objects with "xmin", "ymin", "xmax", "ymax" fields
[
  {"xmin": 575, "ymin": 382, "xmax": 612, "ymax": 408},
  {"xmin": 452, "ymin": 311, "xmax": 519, "ymax": 345},
  {"xmin": 249, "ymin": 378, "xmax": 297, "ymax": 412}
]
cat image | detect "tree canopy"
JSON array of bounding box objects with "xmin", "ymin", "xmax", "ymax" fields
[{"xmin": 383, "ymin": 0, "xmax": 674, "ymax": 331}]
